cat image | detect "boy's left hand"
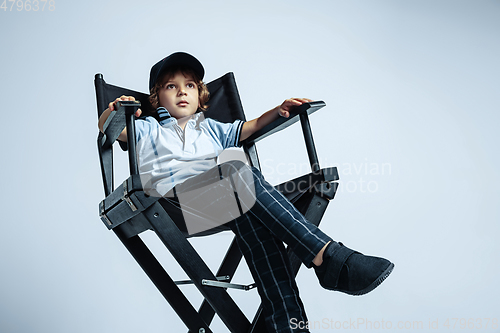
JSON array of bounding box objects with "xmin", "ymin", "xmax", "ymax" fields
[{"xmin": 278, "ymin": 98, "xmax": 314, "ymax": 118}]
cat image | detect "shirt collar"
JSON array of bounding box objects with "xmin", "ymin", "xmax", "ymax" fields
[
  {"xmin": 156, "ymin": 107, "xmax": 170, "ymax": 122},
  {"xmin": 156, "ymin": 107, "xmax": 204, "ymax": 127}
]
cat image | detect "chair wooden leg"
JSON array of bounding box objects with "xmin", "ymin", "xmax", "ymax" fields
[
  {"xmin": 114, "ymin": 228, "xmax": 214, "ymax": 333},
  {"xmin": 249, "ymin": 306, "xmax": 269, "ymax": 333},
  {"xmin": 143, "ymin": 202, "xmax": 251, "ymax": 333}
]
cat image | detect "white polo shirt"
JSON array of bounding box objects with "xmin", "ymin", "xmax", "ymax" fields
[{"xmin": 135, "ymin": 108, "xmax": 244, "ymax": 196}]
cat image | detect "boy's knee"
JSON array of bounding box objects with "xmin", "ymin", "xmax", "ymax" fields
[{"xmin": 220, "ymin": 160, "xmax": 251, "ymax": 177}]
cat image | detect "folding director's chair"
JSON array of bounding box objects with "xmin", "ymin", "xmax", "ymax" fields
[{"xmin": 95, "ymin": 71, "xmax": 339, "ymax": 333}]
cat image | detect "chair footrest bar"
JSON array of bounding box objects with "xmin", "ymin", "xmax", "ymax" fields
[
  {"xmin": 175, "ymin": 275, "xmax": 231, "ymax": 286},
  {"xmin": 202, "ymin": 279, "xmax": 257, "ymax": 291}
]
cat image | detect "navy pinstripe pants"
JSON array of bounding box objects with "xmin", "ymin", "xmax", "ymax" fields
[{"xmin": 160, "ymin": 161, "xmax": 332, "ymax": 332}]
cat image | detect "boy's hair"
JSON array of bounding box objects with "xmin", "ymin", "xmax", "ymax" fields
[{"xmin": 149, "ymin": 66, "xmax": 210, "ymax": 111}]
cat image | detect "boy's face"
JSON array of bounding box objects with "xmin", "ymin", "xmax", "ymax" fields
[{"xmin": 158, "ymin": 70, "xmax": 200, "ymax": 119}]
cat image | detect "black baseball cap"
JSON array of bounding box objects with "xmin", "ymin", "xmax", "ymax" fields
[{"xmin": 149, "ymin": 52, "xmax": 205, "ymax": 91}]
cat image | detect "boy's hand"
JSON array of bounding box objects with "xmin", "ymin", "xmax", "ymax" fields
[
  {"xmin": 98, "ymin": 95, "xmax": 142, "ymax": 138},
  {"xmin": 109, "ymin": 95, "xmax": 142, "ymax": 117},
  {"xmin": 240, "ymin": 98, "xmax": 313, "ymax": 142},
  {"xmin": 278, "ymin": 98, "xmax": 313, "ymax": 118}
]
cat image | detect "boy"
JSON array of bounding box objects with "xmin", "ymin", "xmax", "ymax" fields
[{"xmin": 98, "ymin": 52, "xmax": 394, "ymax": 333}]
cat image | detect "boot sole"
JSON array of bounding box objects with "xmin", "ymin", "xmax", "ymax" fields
[{"xmin": 345, "ymin": 262, "xmax": 394, "ymax": 296}]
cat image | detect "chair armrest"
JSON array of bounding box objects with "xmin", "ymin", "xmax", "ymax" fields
[
  {"xmin": 275, "ymin": 167, "xmax": 339, "ymax": 201},
  {"xmin": 242, "ymin": 101, "xmax": 326, "ymax": 144},
  {"xmin": 100, "ymin": 100, "xmax": 141, "ymax": 148}
]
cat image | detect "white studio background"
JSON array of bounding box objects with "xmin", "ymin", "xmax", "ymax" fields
[{"xmin": 1, "ymin": 1, "xmax": 499, "ymax": 332}]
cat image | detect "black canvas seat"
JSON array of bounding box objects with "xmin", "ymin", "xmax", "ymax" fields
[{"xmin": 95, "ymin": 72, "xmax": 339, "ymax": 333}]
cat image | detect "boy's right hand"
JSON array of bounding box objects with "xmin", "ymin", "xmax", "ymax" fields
[
  {"xmin": 98, "ymin": 95, "xmax": 142, "ymax": 140},
  {"xmin": 109, "ymin": 95, "xmax": 142, "ymax": 117}
]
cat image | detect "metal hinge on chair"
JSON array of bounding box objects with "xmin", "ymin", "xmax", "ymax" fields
[
  {"xmin": 175, "ymin": 275, "xmax": 230, "ymax": 286},
  {"xmin": 175, "ymin": 275, "xmax": 257, "ymax": 291},
  {"xmin": 99, "ymin": 201, "xmax": 112, "ymax": 227},
  {"xmin": 202, "ymin": 277, "xmax": 257, "ymax": 291},
  {"xmin": 122, "ymin": 180, "xmax": 138, "ymax": 211}
]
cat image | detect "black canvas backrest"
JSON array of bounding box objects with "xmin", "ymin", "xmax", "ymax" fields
[
  {"xmin": 95, "ymin": 72, "xmax": 245, "ymax": 122},
  {"xmin": 204, "ymin": 72, "xmax": 246, "ymax": 123},
  {"xmin": 95, "ymin": 74, "xmax": 153, "ymax": 118}
]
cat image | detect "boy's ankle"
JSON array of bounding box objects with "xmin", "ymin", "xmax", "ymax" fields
[{"xmin": 313, "ymin": 241, "xmax": 338, "ymax": 267}]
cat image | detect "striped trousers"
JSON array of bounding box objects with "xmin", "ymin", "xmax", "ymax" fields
[{"xmin": 160, "ymin": 160, "xmax": 332, "ymax": 332}]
